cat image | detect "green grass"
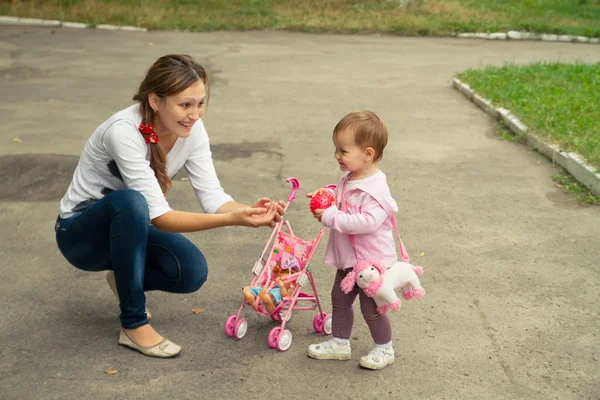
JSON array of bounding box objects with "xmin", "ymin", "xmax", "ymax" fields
[
  {"xmin": 553, "ymin": 171, "xmax": 600, "ymax": 204},
  {"xmin": 457, "ymin": 62, "xmax": 600, "ymax": 168},
  {"xmin": 496, "ymin": 120, "xmax": 526, "ymax": 143},
  {"xmin": 1, "ymin": 0, "xmax": 599, "ymax": 37}
]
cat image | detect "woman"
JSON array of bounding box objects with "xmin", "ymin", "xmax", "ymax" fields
[{"xmin": 55, "ymin": 54, "xmax": 284, "ymax": 358}]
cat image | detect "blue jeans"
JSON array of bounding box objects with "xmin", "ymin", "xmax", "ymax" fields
[{"xmin": 55, "ymin": 189, "xmax": 208, "ymax": 329}]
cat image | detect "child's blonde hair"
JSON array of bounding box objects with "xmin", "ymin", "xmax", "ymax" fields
[{"xmin": 333, "ymin": 111, "xmax": 388, "ymax": 161}]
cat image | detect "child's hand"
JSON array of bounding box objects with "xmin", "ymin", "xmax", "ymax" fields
[
  {"xmin": 312, "ymin": 208, "xmax": 325, "ymax": 222},
  {"xmin": 306, "ymin": 189, "xmax": 324, "ymax": 199}
]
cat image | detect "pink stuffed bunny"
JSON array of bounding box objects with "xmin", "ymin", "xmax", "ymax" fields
[{"xmin": 341, "ymin": 260, "xmax": 425, "ymax": 313}]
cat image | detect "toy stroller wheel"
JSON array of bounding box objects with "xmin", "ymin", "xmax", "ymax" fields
[
  {"xmin": 225, "ymin": 315, "xmax": 237, "ymax": 337},
  {"xmin": 277, "ymin": 330, "xmax": 292, "ymax": 352},
  {"xmin": 234, "ymin": 318, "xmax": 248, "ymax": 340},
  {"xmin": 268, "ymin": 327, "xmax": 281, "ymax": 349},
  {"xmin": 323, "ymin": 314, "xmax": 333, "ymax": 335},
  {"xmin": 313, "ymin": 312, "xmax": 326, "ymax": 333}
]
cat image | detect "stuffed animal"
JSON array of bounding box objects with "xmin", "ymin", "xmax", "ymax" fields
[{"xmin": 341, "ymin": 260, "xmax": 425, "ymax": 313}]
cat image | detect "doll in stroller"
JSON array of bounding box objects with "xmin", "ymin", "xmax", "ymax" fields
[{"xmin": 243, "ymin": 260, "xmax": 298, "ymax": 314}]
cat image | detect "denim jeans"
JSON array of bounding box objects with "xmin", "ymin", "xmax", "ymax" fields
[{"xmin": 55, "ymin": 189, "xmax": 208, "ymax": 329}]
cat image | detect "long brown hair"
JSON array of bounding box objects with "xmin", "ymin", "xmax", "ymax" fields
[{"xmin": 132, "ymin": 54, "xmax": 210, "ymax": 193}]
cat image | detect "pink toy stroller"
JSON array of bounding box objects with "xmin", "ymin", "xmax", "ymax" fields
[{"xmin": 224, "ymin": 178, "xmax": 332, "ymax": 351}]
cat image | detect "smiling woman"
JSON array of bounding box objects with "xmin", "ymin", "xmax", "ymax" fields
[
  {"xmin": 132, "ymin": 55, "xmax": 210, "ymax": 193},
  {"xmin": 54, "ymin": 54, "xmax": 286, "ymax": 358}
]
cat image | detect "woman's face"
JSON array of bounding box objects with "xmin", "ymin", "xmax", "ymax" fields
[{"xmin": 152, "ymin": 79, "xmax": 206, "ymax": 139}]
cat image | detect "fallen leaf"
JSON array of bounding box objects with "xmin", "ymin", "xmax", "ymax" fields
[
  {"xmin": 105, "ymin": 369, "xmax": 118, "ymax": 375},
  {"xmin": 12, "ymin": 138, "xmax": 22, "ymax": 143},
  {"xmin": 419, "ymin": 252, "xmax": 425, "ymax": 257},
  {"xmin": 556, "ymin": 184, "xmax": 564, "ymax": 188},
  {"xmin": 192, "ymin": 308, "xmax": 203, "ymax": 314}
]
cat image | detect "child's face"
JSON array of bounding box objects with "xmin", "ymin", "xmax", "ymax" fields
[{"xmin": 333, "ymin": 129, "xmax": 370, "ymax": 174}]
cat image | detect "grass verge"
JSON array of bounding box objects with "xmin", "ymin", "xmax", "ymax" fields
[
  {"xmin": 457, "ymin": 62, "xmax": 600, "ymax": 168},
  {"xmin": 1, "ymin": 0, "xmax": 599, "ymax": 37}
]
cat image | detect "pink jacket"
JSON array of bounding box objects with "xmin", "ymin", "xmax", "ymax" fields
[{"xmin": 321, "ymin": 171, "xmax": 407, "ymax": 270}]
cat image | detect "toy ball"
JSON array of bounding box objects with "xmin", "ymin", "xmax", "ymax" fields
[{"xmin": 309, "ymin": 191, "xmax": 335, "ymax": 214}]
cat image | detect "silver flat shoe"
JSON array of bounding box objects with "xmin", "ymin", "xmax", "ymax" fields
[
  {"xmin": 106, "ymin": 271, "xmax": 151, "ymax": 319},
  {"xmin": 118, "ymin": 330, "xmax": 181, "ymax": 358}
]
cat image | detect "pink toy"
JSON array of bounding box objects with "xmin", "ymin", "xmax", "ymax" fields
[
  {"xmin": 309, "ymin": 191, "xmax": 335, "ymax": 214},
  {"xmin": 341, "ymin": 260, "xmax": 425, "ymax": 314},
  {"xmin": 225, "ymin": 178, "xmax": 333, "ymax": 352}
]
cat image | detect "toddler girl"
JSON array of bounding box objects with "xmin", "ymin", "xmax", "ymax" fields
[{"xmin": 307, "ymin": 110, "xmax": 414, "ymax": 370}]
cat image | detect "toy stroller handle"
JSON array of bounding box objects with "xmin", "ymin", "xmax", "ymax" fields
[{"xmin": 285, "ymin": 177, "xmax": 300, "ymax": 202}]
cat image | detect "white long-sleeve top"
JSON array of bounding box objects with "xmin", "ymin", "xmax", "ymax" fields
[{"xmin": 59, "ymin": 104, "xmax": 233, "ymax": 220}]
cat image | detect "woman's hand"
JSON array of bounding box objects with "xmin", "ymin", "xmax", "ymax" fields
[
  {"xmin": 251, "ymin": 197, "xmax": 271, "ymax": 208},
  {"xmin": 231, "ymin": 203, "xmax": 277, "ymax": 228},
  {"xmin": 251, "ymin": 197, "xmax": 286, "ymax": 227}
]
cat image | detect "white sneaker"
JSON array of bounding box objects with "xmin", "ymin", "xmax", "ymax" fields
[
  {"xmin": 359, "ymin": 347, "xmax": 395, "ymax": 370},
  {"xmin": 106, "ymin": 271, "xmax": 151, "ymax": 319},
  {"xmin": 307, "ymin": 340, "xmax": 351, "ymax": 360}
]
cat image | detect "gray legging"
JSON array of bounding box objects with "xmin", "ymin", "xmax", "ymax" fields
[{"xmin": 331, "ymin": 268, "xmax": 392, "ymax": 345}]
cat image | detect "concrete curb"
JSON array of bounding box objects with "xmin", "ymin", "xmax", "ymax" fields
[
  {"xmin": 0, "ymin": 15, "xmax": 147, "ymax": 31},
  {"xmin": 456, "ymin": 30, "xmax": 599, "ymax": 45},
  {"xmin": 1, "ymin": 15, "xmax": 598, "ymax": 43},
  {"xmin": 452, "ymin": 78, "xmax": 600, "ymax": 197}
]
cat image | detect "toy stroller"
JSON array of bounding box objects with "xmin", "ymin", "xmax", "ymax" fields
[{"xmin": 224, "ymin": 177, "xmax": 332, "ymax": 351}]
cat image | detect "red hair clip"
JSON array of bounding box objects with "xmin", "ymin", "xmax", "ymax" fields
[{"xmin": 138, "ymin": 123, "xmax": 159, "ymax": 144}]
